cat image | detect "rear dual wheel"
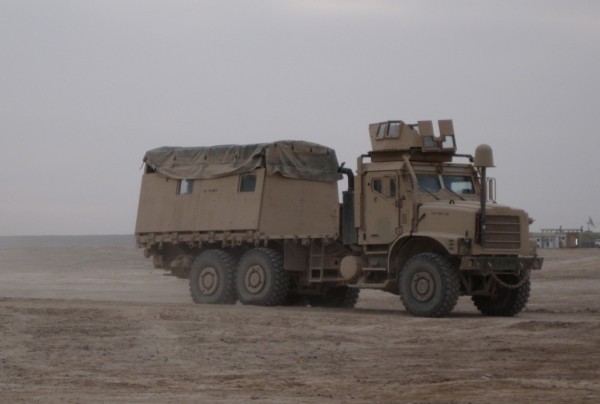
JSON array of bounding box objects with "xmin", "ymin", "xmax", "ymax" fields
[
  {"xmin": 236, "ymin": 248, "xmax": 289, "ymax": 306},
  {"xmin": 189, "ymin": 248, "xmax": 289, "ymax": 306},
  {"xmin": 189, "ymin": 250, "xmax": 237, "ymax": 304}
]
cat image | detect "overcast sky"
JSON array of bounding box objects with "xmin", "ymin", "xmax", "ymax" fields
[{"xmin": 1, "ymin": 0, "xmax": 599, "ymax": 236}]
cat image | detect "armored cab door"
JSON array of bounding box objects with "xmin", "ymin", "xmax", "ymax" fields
[{"xmin": 360, "ymin": 171, "xmax": 400, "ymax": 245}]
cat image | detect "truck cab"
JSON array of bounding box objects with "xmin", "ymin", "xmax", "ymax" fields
[{"xmin": 340, "ymin": 120, "xmax": 542, "ymax": 316}]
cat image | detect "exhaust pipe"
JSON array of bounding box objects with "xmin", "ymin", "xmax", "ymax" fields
[
  {"xmin": 339, "ymin": 163, "xmax": 356, "ymax": 245},
  {"xmin": 474, "ymin": 145, "xmax": 494, "ymax": 245}
]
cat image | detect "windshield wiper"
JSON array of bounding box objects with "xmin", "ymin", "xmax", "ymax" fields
[
  {"xmin": 419, "ymin": 186, "xmax": 440, "ymax": 200},
  {"xmin": 445, "ymin": 187, "xmax": 465, "ymax": 201}
]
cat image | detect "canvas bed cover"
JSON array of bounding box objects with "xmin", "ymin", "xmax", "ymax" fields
[{"xmin": 143, "ymin": 141, "xmax": 342, "ymax": 182}]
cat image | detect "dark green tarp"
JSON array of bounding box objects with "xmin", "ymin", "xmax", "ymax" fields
[{"xmin": 143, "ymin": 141, "xmax": 342, "ymax": 182}]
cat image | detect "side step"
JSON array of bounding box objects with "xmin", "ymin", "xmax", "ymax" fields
[
  {"xmin": 363, "ymin": 267, "xmax": 386, "ymax": 272},
  {"xmin": 353, "ymin": 267, "xmax": 390, "ymax": 289}
]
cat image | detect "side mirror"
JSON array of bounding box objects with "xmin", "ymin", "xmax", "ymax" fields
[{"xmin": 487, "ymin": 177, "xmax": 496, "ymax": 203}]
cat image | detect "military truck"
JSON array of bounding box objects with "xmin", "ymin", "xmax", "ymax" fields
[{"xmin": 135, "ymin": 119, "xmax": 543, "ymax": 317}]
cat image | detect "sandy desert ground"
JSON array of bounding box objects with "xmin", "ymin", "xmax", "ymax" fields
[{"xmin": 0, "ymin": 236, "xmax": 599, "ymax": 403}]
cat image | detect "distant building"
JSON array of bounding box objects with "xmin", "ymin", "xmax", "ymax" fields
[{"xmin": 533, "ymin": 227, "xmax": 582, "ymax": 249}]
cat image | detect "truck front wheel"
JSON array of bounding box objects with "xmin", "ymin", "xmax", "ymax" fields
[
  {"xmin": 472, "ymin": 274, "xmax": 530, "ymax": 316},
  {"xmin": 189, "ymin": 250, "xmax": 237, "ymax": 304},
  {"xmin": 399, "ymin": 253, "xmax": 460, "ymax": 317},
  {"xmin": 236, "ymin": 248, "xmax": 288, "ymax": 306}
]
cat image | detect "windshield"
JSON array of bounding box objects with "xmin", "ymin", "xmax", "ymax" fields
[
  {"xmin": 416, "ymin": 173, "xmax": 476, "ymax": 195},
  {"xmin": 416, "ymin": 174, "xmax": 441, "ymax": 193},
  {"xmin": 443, "ymin": 175, "xmax": 475, "ymax": 195}
]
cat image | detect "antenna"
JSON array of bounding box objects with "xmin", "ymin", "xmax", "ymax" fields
[{"xmin": 587, "ymin": 216, "xmax": 596, "ymax": 232}]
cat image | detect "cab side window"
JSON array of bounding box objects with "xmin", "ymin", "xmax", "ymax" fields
[{"xmin": 372, "ymin": 176, "xmax": 397, "ymax": 198}]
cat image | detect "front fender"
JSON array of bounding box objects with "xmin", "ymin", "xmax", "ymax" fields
[
  {"xmin": 407, "ymin": 231, "xmax": 468, "ymax": 256},
  {"xmin": 387, "ymin": 233, "xmax": 455, "ymax": 280}
]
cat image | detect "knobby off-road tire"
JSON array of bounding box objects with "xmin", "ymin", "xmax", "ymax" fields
[
  {"xmin": 236, "ymin": 248, "xmax": 288, "ymax": 306},
  {"xmin": 189, "ymin": 250, "xmax": 237, "ymax": 304},
  {"xmin": 472, "ymin": 274, "xmax": 531, "ymax": 316},
  {"xmin": 399, "ymin": 253, "xmax": 460, "ymax": 317},
  {"xmin": 282, "ymin": 294, "xmax": 309, "ymax": 307},
  {"xmin": 308, "ymin": 287, "xmax": 360, "ymax": 309}
]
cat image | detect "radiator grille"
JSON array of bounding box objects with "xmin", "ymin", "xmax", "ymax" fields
[{"xmin": 483, "ymin": 215, "xmax": 521, "ymax": 250}]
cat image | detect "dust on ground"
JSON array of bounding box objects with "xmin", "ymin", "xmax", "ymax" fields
[{"xmin": 0, "ymin": 239, "xmax": 599, "ymax": 403}]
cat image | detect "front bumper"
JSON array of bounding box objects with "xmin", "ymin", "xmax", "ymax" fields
[{"xmin": 459, "ymin": 255, "xmax": 543, "ymax": 272}]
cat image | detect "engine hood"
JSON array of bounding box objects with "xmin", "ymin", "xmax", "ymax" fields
[
  {"xmin": 420, "ymin": 200, "xmax": 528, "ymax": 217},
  {"xmin": 416, "ymin": 201, "xmax": 480, "ymax": 239},
  {"xmin": 414, "ymin": 201, "xmax": 531, "ymax": 255}
]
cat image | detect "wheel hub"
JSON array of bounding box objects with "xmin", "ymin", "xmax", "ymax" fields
[
  {"xmin": 245, "ymin": 264, "xmax": 266, "ymax": 294},
  {"xmin": 411, "ymin": 271, "xmax": 435, "ymax": 302},
  {"xmin": 198, "ymin": 267, "xmax": 218, "ymax": 295}
]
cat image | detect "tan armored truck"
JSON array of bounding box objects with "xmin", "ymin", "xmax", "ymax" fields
[{"xmin": 135, "ymin": 120, "xmax": 543, "ymax": 317}]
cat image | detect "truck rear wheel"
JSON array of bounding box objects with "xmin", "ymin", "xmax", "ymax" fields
[
  {"xmin": 236, "ymin": 248, "xmax": 288, "ymax": 306},
  {"xmin": 189, "ymin": 250, "xmax": 237, "ymax": 304},
  {"xmin": 472, "ymin": 274, "xmax": 530, "ymax": 316},
  {"xmin": 399, "ymin": 253, "xmax": 460, "ymax": 317}
]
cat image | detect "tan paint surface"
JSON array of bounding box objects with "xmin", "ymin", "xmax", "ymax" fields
[
  {"xmin": 136, "ymin": 169, "xmax": 339, "ymax": 238},
  {"xmin": 135, "ymin": 169, "xmax": 265, "ymax": 233},
  {"xmin": 258, "ymin": 174, "xmax": 339, "ymax": 236}
]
